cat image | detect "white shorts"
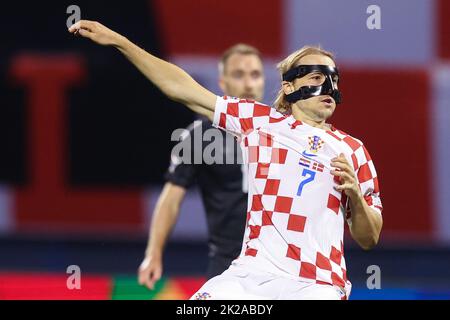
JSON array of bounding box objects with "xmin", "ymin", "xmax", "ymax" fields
[{"xmin": 190, "ymin": 263, "xmax": 347, "ymax": 300}]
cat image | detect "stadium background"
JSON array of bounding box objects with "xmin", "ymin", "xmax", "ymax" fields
[{"xmin": 0, "ymin": 0, "xmax": 449, "ymax": 299}]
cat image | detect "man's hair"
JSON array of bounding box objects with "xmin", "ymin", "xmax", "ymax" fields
[
  {"xmin": 274, "ymin": 46, "xmax": 336, "ymax": 114},
  {"xmin": 218, "ymin": 43, "xmax": 262, "ymax": 75}
]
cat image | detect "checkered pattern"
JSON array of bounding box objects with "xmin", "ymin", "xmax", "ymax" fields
[
  {"xmin": 325, "ymin": 129, "xmax": 383, "ymax": 217},
  {"xmin": 217, "ymin": 96, "xmax": 287, "ymax": 136},
  {"xmin": 213, "ymin": 96, "xmax": 382, "ymax": 294}
]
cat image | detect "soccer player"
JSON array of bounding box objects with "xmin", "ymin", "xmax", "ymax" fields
[
  {"xmin": 138, "ymin": 44, "xmax": 265, "ymax": 289},
  {"xmin": 69, "ymin": 20, "xmax": 383, "ymax": 300}
]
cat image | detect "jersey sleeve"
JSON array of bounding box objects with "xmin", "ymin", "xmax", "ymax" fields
[
  {"xmin": 212, "ymin": 96, "xmax": 284, "ymax": 137},
  {"xmin": 164, "ymin": 122, "xmax": 199, "ymax": 188},
  {"xmin": 165, "ymin": 157, "xmax": 197, "ymax": 188},
  {"xmin": 346, "ymin": 144, "xmax": 383, "ymax": 222}
]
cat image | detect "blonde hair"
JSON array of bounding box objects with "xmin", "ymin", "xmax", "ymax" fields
[
  {"xmin": 218, "ymin": 43, "xmax": 262, "ymax": 75},
  {"xmin": 274, "ymin": 46, "xmax": 336, "ymax": 114}
]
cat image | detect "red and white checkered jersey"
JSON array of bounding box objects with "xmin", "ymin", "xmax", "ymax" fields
[{"xmin": 212, "ymin": 96, "xmax": 382, "ymax": 292}]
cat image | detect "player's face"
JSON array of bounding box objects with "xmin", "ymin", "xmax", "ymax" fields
[
  {"xmin": 288, "ymin": 54, "xmax": 338, "ymax": 122},
  {"xmin": 219, "ymin": 53, "xmax": 265, "ymax": 101}
]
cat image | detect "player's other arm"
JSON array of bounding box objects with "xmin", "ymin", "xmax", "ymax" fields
[
  {"xmin": 347, "ymin": 196, "xmax": 382, "ymax": 250},
  {"xmin": 138, "ymin": 183, "xmax": 186, "ymax": 290},
  {"xmin": 331, "ymin": 153, "xmax": 382, "ymax": 250},
  {"xmin": 68, "ymin": 20, "xmax": 215, "ymax": 120}
]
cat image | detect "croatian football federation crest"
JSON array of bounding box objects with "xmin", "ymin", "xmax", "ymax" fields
[{"xmin": 308, "ymin": 135, "xmax": 325, "ymax": 154}]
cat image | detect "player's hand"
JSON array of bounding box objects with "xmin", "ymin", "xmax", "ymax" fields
[
  {"xmin": 138, "ymin": 254, "xmax": 163, "ymax": 290},
  {"xmin": 68, "ymin": 20, "xmax": 123, "ymax": 47},
  {"xmin": 330, "ymin": 153, "xmax": 362, "ymax": 199}
]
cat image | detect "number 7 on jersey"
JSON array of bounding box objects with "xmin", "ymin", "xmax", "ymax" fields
[{"xmin": 297, "ymin": 168, "xmax": 316, "ymax": 196}]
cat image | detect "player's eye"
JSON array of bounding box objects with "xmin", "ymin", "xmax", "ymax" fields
[
  {"xmin": 251, "ymin": 70, "xmax": 262, "ymax": 79},
  {"xmin": 231, "ymin": 71, "xmax": 244, "ymax": 79}
]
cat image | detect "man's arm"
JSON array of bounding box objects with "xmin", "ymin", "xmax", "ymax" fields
[
  {"xmin": 138, "ymin": 182, "xmax": 186, "ymax": 290},
  {"xmin": 331, "ymin": 153, "xmax": 383, "ymax": 250},
  {"xmin": 347, "ymin": 196, "xmax": 383, "ymax": 250},
  {"xmin": 68, "ymin": 20, "xmax": 215, "ymax": 120}
]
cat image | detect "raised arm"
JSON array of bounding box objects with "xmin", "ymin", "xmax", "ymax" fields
[{"xmin": 68, "ymin": 20, "xmax": 216, "ymax": 120}]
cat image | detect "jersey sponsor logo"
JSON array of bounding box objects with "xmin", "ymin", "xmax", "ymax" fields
[{"xmin": 301, "ymin": 150, "xmax": 317, "ymax": 158}]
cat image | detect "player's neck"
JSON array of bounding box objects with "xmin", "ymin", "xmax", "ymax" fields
[{"xmin": 291, "ymin": 108, "xmax": 329, "ymax": 130}]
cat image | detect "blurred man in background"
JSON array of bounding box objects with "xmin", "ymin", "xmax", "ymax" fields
[{"xmin": 137, "ymin": 44, "xmax": 265, "ymax": 289}]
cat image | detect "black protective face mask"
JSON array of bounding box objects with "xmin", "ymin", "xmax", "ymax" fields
[{"xmin": 282, "ymin": 65, "xmax": 342, "ymax": 104}]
